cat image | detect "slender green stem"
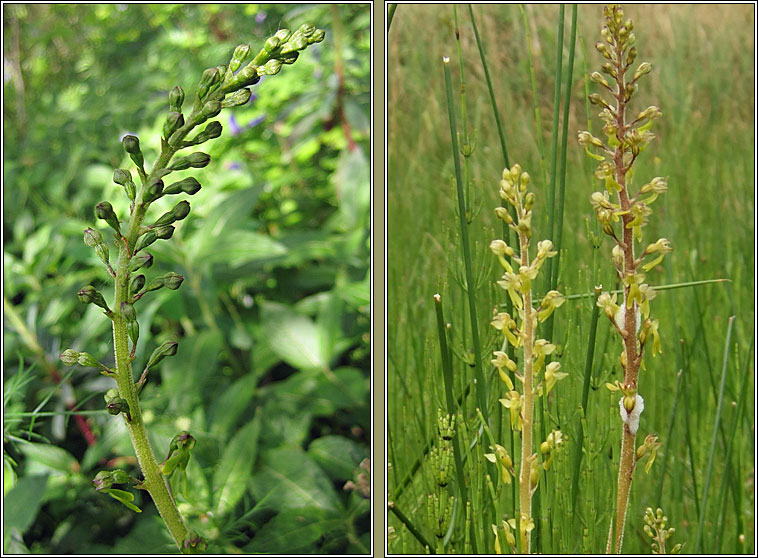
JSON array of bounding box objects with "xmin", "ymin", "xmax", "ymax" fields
[
  {"xmin": 442, "ymin": 58, "xmax": 488, "ymax": 425},
  {"xmin": 468, "ymin": 4, "xmax": 509, "ymax": 169},
  {"xmin": 570, "ymin": 287, "xmax": 601, "ymax": 514},
  {"xmin": 695, "ymin": 315, "xmax": 736, "ymax": 552},
  {"xmin": 387, "ymin": 4, "xmax": 397, "ymax": 32},
  {"xmin": 388, "ymin": 502, "xmax": 435, "ymax": 554}
]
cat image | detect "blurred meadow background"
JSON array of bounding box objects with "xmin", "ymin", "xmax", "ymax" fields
[
  {"xmin": 4, "ymin": 3, "xmax": 370, "ymax": 554},
  {"xmin": 387, "ymin": 3, "xmax": 754, "ymax": 554}
]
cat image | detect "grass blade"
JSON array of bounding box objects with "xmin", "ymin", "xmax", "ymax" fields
[
  {"xmin": 442, "ymin": 57, "xmax": 489, "ymax": 425},
  {"xmin": 695, "ymin": 315, "xmax": 735, "ymax": 552}
]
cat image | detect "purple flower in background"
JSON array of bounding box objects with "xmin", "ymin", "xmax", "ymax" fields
[
  {"xmin": 228, "ymin": 113, "xmax": 266, "ymax": 137},
  {"xmin": 255, "ymin": 11, "xmax": 266, "ymax": 23},
  {"xmin": 229, "ymin": 114, "xmax": 243, "ymax": 136}
]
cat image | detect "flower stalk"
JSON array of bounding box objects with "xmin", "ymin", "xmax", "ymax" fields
[
  {"xmin": 60, "ymin": 26, "xmax": 324, "ymax": 553},
  {"xmin": 579, "ymin": 5, "xmax": 670, "ymax": 553},
  {"xmin": 489, "ymin": 165, "xmax": 566, "ymax": 554}
]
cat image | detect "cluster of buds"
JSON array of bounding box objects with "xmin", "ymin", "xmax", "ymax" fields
[
  {"xmin": 643, "ymin": 506, "xmax": 683, "ymax": 554},
  {"xmin": 580, "ymin": 3, "xmax": 671, "ymax": 432},
  {"xmin": 490, "ymin": 164, "xmax": 568, "ymax": 428}
]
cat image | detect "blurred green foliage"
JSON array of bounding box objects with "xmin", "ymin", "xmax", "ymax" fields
[{"xmin": 3, "ymin": 3, "xmax": 370, "ymax": 554}]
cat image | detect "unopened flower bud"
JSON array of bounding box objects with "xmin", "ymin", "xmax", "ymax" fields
[
  {"xmin": 229, "ymin": 43, "xmax": 252, "ymax": 73},
  {"xmin": 134, "ymin": 230, "xmax": 157, "ymax": 253},
  {"xmin": 83, "ymin": 228, "xmax": 103, "ymax": 248},
  {"xmin": 154, "ymin": 225, "xmax": 175, "ymax": 240},
  {"xmin": 77, "ymin": 352, "xmax": 101, "ymax": 368},
  {"xmin": 495, "ymin": 207, "xmax": 513, "ymax": 223},
  {"xmin": 204, "ymin": 121, "xmax": 223, "ymax": 139},
  {"xmin": 163, "ymin": 272, "xmax": 184, "ymax": 290},
  {"xmin": 258, "ymin": 58, "xmax": 283, "ymax": 76},
  {"xmin": 233, "ymin": 65, "xmax": 260, "ymax": 89},
  {"xmin": 146, "ymin": 340, "xmax": 179, "ymax": 369},
  {"xmin": 78, "ymin": 285, "xmax": 110, "ymax": 312},
  {"xmin": 633, "ymin": 62, "xmax": 652, "ymax": 81},
  {"xmin": 122, "ymin": 135, "xmax": 144, "ymax": 168},
  {"xmin": 524, "ymin": 192, "xmax": 536, "ymax": 211},
  {"xmin": 169, "ymin": 86, "xmax": 185, "ymax": 112},
  {"xmin": 113, "ymin": 168, "xmax": 136, "ymax": 200},
  {"xmin": 200, "ymin": 100, "xmax": 222, "ymax": 120},
  {"xmin": 626, "ymin": 46, "xmax": 637, "ymax": 66},
  {"xmin": 163, "ymin": 111, "xmax": 185, "ymax": 139},
  {"xmin": 163, "ymin": 177, "xmax": 201, "ymax": 196},
  {"xmin": 60, "ymin": 349, "xmax": 80, "ymax": 366},
  {"xmin": 129, "ymin": 274, "xmax": 145, "ymax": 295},
  {"xmin": 128, "ymin": 252, "xmax": 154, "ymax": 272},
  {"xmin": 197, "ymin": 67, "xmax": 221, "ymax": 102},
  {"xmin": 105, "ymin": 392, "xmax": 130, "ymax": 419},
  {"xmin": 143, "ymin": 178, "xmax": 164, "ymax": 203},
  {"xmin": 171, "ymin": 200, "xmax": 190, "ymax": 221},
  {"xmin": 221, "ymin": 88, "xmax": 252, "ymax": 108},
  {"xmin": 95, "ymin": 202, "xmax": 121, "ymax": 234},
  {"xmin": 595, "ymin": 42, "xmax": 612, "ymax": 60},
  {"xmin": 121, "ymin": 302, "xmax": 137, "ymax": 323},
  {"xmin": 122, "ymin": 135, "xmax": 140, "ymax": 155}
]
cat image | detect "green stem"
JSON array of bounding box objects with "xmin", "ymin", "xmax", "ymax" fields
[
  {"xmin": 109, "ymin": 96, "xmax": 213, "ymax": 554},
  {"xmin": 442, "ymin": 57, "xmax": 488, "ymax": 425}
]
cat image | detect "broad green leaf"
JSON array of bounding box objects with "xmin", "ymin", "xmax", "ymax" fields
[
  {"xmin": 243, "ymin": 508, "xmax": 345, "ymax": 554},
  {"xmin": 195, "ymin": 228, "xmax": 287, "ymax": 269},
  {"xmin": 332, "ymin": 146, "xmax": 370, "ymax": 229},
  {"xmin": 316, "ymin": 290, "xmax": 343, "ymax": 366},
  {"xmin": 214, "ymin": 412, "xmax": 262, "ymax": 516},
  {"xmin": 210, "ymin": 371, "xmax": 259, "ymax": 438},
  {"xmin": 259, "ymin": 300, "xmax": 328, "ymax": 371},
  {"xmin": 3, "ymin": 474, "xmax": 48, "ymax": 536},
  {"xmin": 249, "ymin": 447, "xmax": 342, "ymax": 514},
  {"xmin": 18, "ymin": 441, "xmax": 79, "ymax": 474},
  {"xmin": 307, "ymin": 435, "xmax": 367, "ymax": 481}
]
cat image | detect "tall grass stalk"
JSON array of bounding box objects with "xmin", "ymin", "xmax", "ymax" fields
[
  {"xmin": 442, "ymin": 57, "xmax": 489, "ymax": 425},
  {"xmin": 695, "ymin": 315, "xmax": 736, "ymax": 552}
]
